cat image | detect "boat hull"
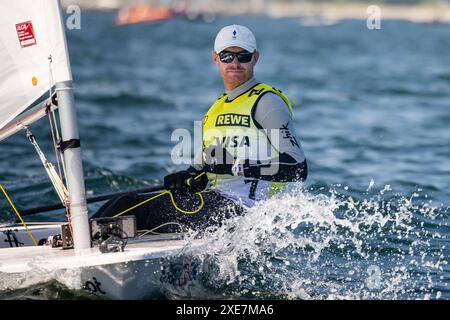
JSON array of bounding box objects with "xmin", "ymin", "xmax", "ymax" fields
[{"xmin": 0, "ymin": 234, "xmax": 204, "ymax": 299}]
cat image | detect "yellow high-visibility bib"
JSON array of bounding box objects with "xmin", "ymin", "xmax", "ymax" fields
[{"xmin": 202, "ymin": 83, "xmax": 294, "ymax": 207}]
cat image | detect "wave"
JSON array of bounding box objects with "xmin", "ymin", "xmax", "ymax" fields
[{"xmin": 180, "ymin": 185, "xmax": 448, "ymax": 300}]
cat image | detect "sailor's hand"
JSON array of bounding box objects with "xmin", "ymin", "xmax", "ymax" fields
[
  {"xmin": 164, "ymin": 168, "xmax": 208, "ymax": 192},
  {"xmin": 164, "ymin": 170, "xmax": 192, "ymax": 190}
]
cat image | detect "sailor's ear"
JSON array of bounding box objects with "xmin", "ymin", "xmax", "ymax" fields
[
  {"xmin": 212, "ymin": 51, "xmax": 220, "ymax": 66},
  {"xmin": 253, "ymin": 51, "xmax": 260, "ymax": 64}
]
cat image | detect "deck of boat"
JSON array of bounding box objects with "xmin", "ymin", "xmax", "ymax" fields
[{"xmin": 0, "ymin": 233, "xmax": 204, "ymax": 273}]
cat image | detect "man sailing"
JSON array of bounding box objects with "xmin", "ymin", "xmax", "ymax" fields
[{"xmin": 92, "ymin": 25, "xmax": 307, "ymax": 232}]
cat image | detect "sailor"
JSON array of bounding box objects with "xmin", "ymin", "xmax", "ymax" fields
[{"xmin": 92, "ymin": 24, "xmax": 307, "ymax": 232}]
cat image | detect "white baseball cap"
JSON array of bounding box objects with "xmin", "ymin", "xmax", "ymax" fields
[{"xmin": 214, "ymin": 24, "xmax": 257, "ymax": 54}]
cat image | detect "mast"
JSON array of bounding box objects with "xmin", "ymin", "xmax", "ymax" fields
[
  {"xmin": 56, "ymin": 81, "xmax": 91, "ymax": 251},
  {"xmin": 54, "ymin": 0, "xmax": 90, "ymax": 252}
]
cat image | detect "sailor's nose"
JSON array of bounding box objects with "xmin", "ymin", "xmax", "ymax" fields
[{"xmin": 229, "ymin": 56, "xmax": 240, "ymax": 65}]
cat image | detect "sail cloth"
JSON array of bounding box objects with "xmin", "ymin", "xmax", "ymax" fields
[{"xmin": 0, "ymin": 0, "xmax": 72, "ymax": 135}]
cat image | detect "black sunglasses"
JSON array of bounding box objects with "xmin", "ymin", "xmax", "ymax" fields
[{"xmin": 218, "ymin": 50, "xmax": 254, "ymax": 63}]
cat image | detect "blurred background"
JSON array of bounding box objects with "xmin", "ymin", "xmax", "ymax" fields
[{"xmin": 62, "ymin": 0, "xmax": 450, "ymax": 23}]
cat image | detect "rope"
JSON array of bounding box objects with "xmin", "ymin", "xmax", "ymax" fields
[
  {"xmin": 47, "ymin": 55, "xmax": 72, "ymax": 236},
  {"xmin": 47, "ymin": 108, "xmax": 73, "ymax": 236},
  {"xmin": 24, "ymin": 127, "xmax": 69, "ymax": 206},
  {"xmin": 138, "ymin": 222, "xmax": 184, "ymax": 237},
  {"xmin": 113, "ymin": 190, "xmax": 204, "ymax": 218},
  {"xmin": 113, "ymin": 191, "xmax": 167, "ymax": 218},
  {"xmin": 113, "ymin": 172, "xmax": 206, "ymax": 218},
  {"xmin": 46, "ymin": 55, "xmax": 67, "ymax": 199},
  {"xmin": 0, "ymin": 183, "xmax": 38, "ymax": 246},
  {"xmin": 47, "ymin": 110, "xmax": 63, "ymax": 178},
  {"xmin": 168, "ymin": 191, "xmax": 204, "ymax": 215}
]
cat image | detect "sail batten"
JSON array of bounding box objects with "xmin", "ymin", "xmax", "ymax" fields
[{"xmin": 0, "ymin": 0, "xmax": 72, "ymax": 133}]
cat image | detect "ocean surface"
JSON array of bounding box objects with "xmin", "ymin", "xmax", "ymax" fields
[{"xmin": 0, "ymin": 12, "xmax": 449, "ymax": 300}]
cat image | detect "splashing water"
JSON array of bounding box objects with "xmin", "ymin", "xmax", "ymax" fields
[{"xmin": 179, "ymin": 184, "xmax": 448, "ymax": 300}]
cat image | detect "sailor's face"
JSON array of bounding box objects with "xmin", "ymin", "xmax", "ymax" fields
[{"xmin": 213, "ymin": 46, "xmax": 259, "ymax": 90}]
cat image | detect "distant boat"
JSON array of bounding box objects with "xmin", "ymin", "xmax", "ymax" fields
[{"xmin": 115, "ymin": 2, "xmax": 176, "ymax": 26}]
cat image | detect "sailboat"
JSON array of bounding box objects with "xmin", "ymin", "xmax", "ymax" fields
[
  {"xmin": 0, "ymin": 0, "xmax": 204, "ymax": 299},
  {"xmin": 115, "ymin": 1, "xmax": 177, "ymax": 26}
]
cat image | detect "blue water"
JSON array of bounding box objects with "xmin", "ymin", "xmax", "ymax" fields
[{"xmin": 0, "ymin": 13, "xmax": 449, "ymax": 299}]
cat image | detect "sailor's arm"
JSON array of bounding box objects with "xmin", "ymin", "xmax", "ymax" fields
[{"xmin": 243, "ymin": 92, "xmax": 307, "ymax": 182}]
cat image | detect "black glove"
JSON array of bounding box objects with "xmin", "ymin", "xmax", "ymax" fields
[
  {"xmin": 203, "ymin": 145, "xmax": 238, "ymax": 175},
  {"xmin": 164, "ymin": 170, "xmax": 192, "ymax": 190},
  {"xmin": 164, "ymin": 168, "xmax": 208, "ymax": 192}
]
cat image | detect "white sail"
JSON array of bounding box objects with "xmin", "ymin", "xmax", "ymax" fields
[{"xmin": 0, "ymin": 0, "xmax": 72, "ymax": 132}]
